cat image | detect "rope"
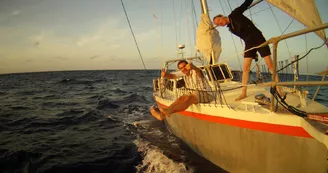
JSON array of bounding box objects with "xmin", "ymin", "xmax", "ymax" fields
[
  {"xmin": 270, "ymin": 87, "xmax": 307, "ymax": 117},
  {"xmin": 120, "ymin": 0, "xmax": 147, "ymax": 70},
  {"xmin": 221, "ymin": 43, "xmax": 271, "ymax": 63}
]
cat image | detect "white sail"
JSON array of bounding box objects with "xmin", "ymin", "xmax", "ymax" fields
[
  {"xmin": 266, "ymin": 0, "xmax": 327, "ymax": 42},
  {"xmin": 196, "ymin": 14, "xmax": 222, "ymax": 64}
]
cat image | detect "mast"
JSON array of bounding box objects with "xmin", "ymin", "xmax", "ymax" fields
[{"xmin": 200, "ymin": 0, "xmax": 209, "ymax": 14}]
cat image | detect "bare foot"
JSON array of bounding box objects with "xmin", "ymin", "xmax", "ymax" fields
[
  {"xmin": 235, "ymin": 94, "xmax": 247, "ymax": 101},
  {"xmin": 159, "ymin": 107, "xmax": 171, "ymax": 117},
  {"xmin": 149, "ymin": 107, "xmax": 165, "ymax": 121}
]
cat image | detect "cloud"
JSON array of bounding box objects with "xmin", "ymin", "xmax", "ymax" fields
[
  {"xmin": 34, "ymin": 41, "xmax": 40, "ymax": 47},
  {"xmin": 24, "ymin": 58, "xmax": 34, "ymax": 63},
  {"xmin": 53, "ymin": 56, "xmax": 67, "ymax": 60},
  {"xmin": 29, "ymin": 31, "xmax": 46, "ymax": 46},
  {"xmin": 76, "ymin": 18, "xmax": 129, "ymax": 47},
  {"xmin": 89, "ymin": 55, "xmax": 99, "ymax": 59},
  {"xmin": 12, "ymin": 11, "xmax": 20, "ymax": 16}
]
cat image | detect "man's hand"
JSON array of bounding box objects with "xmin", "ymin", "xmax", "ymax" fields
[{"xmin": 161, "ymin": 68, "xmax": 166, "ymax": 77}]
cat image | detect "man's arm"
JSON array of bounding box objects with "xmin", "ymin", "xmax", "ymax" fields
[
  {"xmin": 233, "ymin": 0, "xmax": 253, "ymax": 14},
  {"xmin": 161, "ymin": 68, "xmax": 178, "ymax": 79}
]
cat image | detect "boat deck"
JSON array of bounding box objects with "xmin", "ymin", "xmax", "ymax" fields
[
  {"xmin": 219, "ymin": 83, "xmax": 328, "ymax": 114},
  {"xmin": 157, "ymin": 82, "xmax": 328, "ymax": 115}
]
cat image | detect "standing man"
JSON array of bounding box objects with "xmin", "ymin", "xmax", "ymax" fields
[{"xmin": 213, "ymin": 0, "xmax": 280, "ymax": 101}]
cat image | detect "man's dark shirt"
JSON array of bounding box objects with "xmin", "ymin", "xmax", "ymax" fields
[{"xmin": 227, "ymin": 0, "xmax": 261, "ymax": 42}]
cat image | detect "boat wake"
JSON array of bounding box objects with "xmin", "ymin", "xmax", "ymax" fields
[{"xmin": 134, "ymin": 138, "xmax": 193, "ymax": 173}]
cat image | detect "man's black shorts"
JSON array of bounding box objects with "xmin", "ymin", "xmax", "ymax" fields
[{"xmin": 244, "ymin": 34, "xmax": 271, "ymax": 58}]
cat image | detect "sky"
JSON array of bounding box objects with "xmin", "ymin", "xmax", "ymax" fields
[{"xmin": 0, "ymin": 0, "xmax": 327, "ymax": 74}]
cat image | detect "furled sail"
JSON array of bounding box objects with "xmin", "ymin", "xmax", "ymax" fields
[
  {"xmin": 196, "ymin": 13, "xmax": 222, "ymax": 64},
  {"xmin": 266, "ymin": 0, "xmax": 327, "ymax": 42}
]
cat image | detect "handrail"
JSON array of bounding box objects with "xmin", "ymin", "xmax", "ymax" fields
[
  {"xmin": 263, "ymin": 22, "xmax": 328, "ymax": 111},
  {"xmin": 258, "ymin": 81, "xmax": 328, "ymax": 87}
]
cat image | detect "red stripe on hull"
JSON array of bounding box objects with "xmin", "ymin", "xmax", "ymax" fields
[{"xmin": 156, "ymin": 101, "xmax": 313, "ymax": 138}]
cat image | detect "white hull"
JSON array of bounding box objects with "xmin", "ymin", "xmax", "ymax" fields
[{"xmin": 154, "ymin": 84, "xmax": 328, "ymax": 172}]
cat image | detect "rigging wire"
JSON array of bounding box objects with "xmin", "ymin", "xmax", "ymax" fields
[
  {"xmin": 191, "ymin": 0, "xmax": 198, "ymax": 44},
  {"xmin": 281, "ymin": 19, "xmax": 294, "ymax": 35},
  {"xmin": 224, "ymin": 0, "xmax": 242, "ymax": 71},
  {"xmin": 178, "ymin": 0, "xmax": 184, "ymax": 45},
  {"xmin": 172, "ymin": 0, "xmax": 178, "ymax": 50},
  {"xmin": 160, "ymin": 0, "xmax": 163, "ymax": 57},
  {"xmin": 185, "ymin": 1, "xmax": 193, "ymax": 57},
  {"xmin": 152, "ymin": 0, "xmax": 163, "ymax": 67},
  {"xmin": 277, "ymin": 40, "xmax": 327, "ymax": 73},
  {"xmin": 218, "ymin": 0, "xmax": 226, "ymax": 15},
  {"xmin": 268, "ymin": 3, "xmax": 292, "ymax": 58},
  {"xmin": 120, "ymin": 0, "xmax": 147, "ymax": 70},
  {"xmin": 305, "ymin": 30, "xmax": 309, "ymax": 82},
  {"xmin": 245, "ymin": 7, "xmax": 270, "ymax": 16}
]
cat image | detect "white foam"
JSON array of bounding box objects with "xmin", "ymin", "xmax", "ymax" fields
[
  {"xmin": 132, "ymin": 120, "xmax": 152, "ymax": 127},
  {"xmin": 134, "ymin": 138, "xmax": 193, "ymax": 173},
  {"xmin": 121, "ymin": 106, "xmax": 149, "ymax": 124}
]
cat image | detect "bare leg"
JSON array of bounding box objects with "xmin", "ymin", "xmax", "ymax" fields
[
  {"xmin": 235, "ymin": 58, "xmax": 252, "ymax": 101},
  {"xmin": 263, "ymin": 55, "xmax": 283, "ymax": 95},
  {"xmin": 160, "ymin": 94, "xmax": 198, "ymax": 116},
  {"xmin": 149, "ymin": 107, "xmax": 165, "ymax": 121}
]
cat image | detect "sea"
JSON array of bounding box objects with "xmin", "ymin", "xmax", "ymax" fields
[{"xmin": 0, "ymin": 70, "xmax": 327, "ymax": 173}]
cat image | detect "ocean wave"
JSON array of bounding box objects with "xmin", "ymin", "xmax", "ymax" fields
[
  {"xmin": 117, "ymin": 105, "xmax": 151, "ymax": 125},
  {"xmin": 7, "ymin": 117, "xmax": 35, "ymax": 127},
  {"xmin": 42, "ymin": 101, "xmax": 79, "ymax": 107},
  {"xmin": 0, "ymin": 150, "xmax": 41, "ymax": 173},
  {"xmin": 119, "ymin": 93, "xmax": 150, "ymax": 104},
  {"xmin": 15, "ymin": 89, "xmax": 44, "ymax": 96},
  {"xmin": 54, "ymin": 109, "xmax": 103, "ymax": 125},
  {"xmin": 96, "ymin": 99, "xmax": 119, "ymax": 109},
  {"xmin": 76, "ymin": 110, "xmax": 103, "ymax": 123},
  {"xmin": 120, "ymin": 104, "xmax": 148, "ymax": 114},
  {"xmin": 111, "ymin": 88, "xmax": 128, "ymax": 94},
  {"xmin": 57, "ymin": 78, "xmax": 105, "ymax": 85},
  {"xmin": 0, "ymin": 91, "xmax": 7, "ymax": 96},
  {"xmin": 32, "ymin": 94, "xmax": 57, "ymax": 100},
  {"xmin": 56, "ymin": 109, "xmax": 85, "ymax": 117},
  {"xmin": 134, "ymin": 138, "xmax": 192, "ymax": 173},
  {"xmin": 10, "ymin": 105, "xmax": 31, "ymax": 110}
]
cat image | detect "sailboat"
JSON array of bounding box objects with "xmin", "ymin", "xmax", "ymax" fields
[{"xmin": 151, "ymin": 0, "xmax": 328, "ymax": 172}]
